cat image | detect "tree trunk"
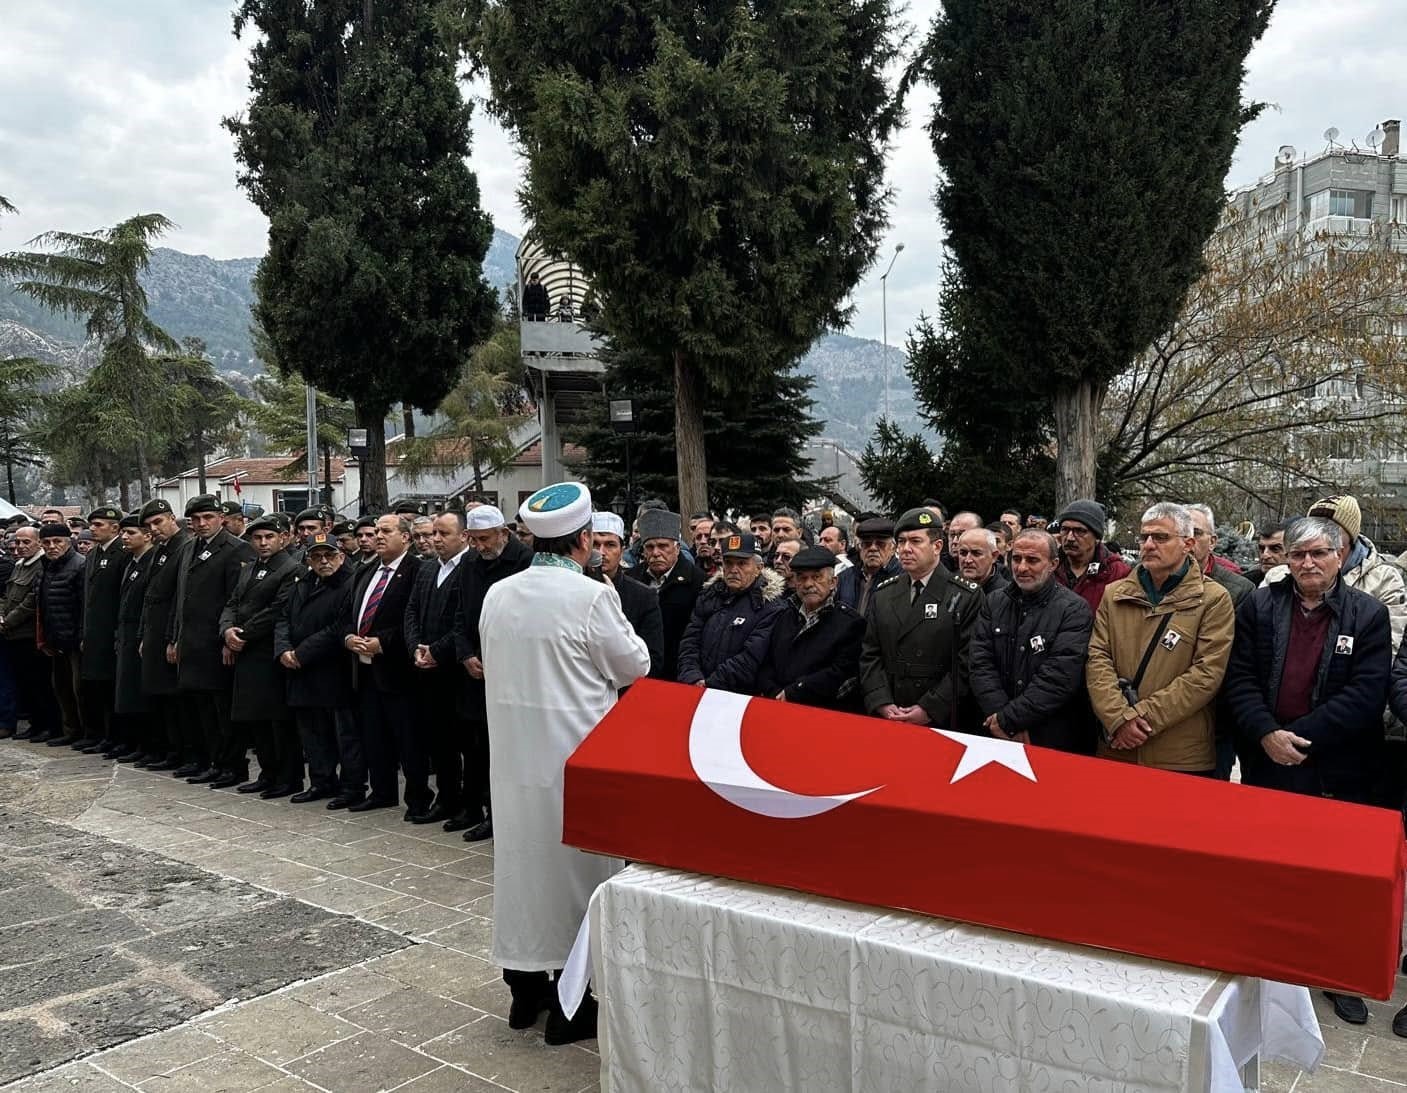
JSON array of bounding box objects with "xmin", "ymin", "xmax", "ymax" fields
[
  {"xmin": 402, "ymin": 403, "xmax": 416, "ymax": 439},
  {"xmin": 1053, "ymin": 378, "xmax": 1103, "ymax": 508},
  {"xmin": 195, "ymin": 429, "xmax": 208, "ymax": 494},
  {"xmin": 3, "ymin": 445, "xmax": 14, "ymax": 505},
  {"xmin": 322, "ymin": 442, "xmax": 334, "ymax": 507},
  {"xmin": 673, "ymin": 349, "xmax": 709, "ymax": 518},
  {"xmin": 133, "ymin": 435, "xmax": 152, "ymax": 503},
  {"xmin": 118, "ymin": 478, "xmax": 131, "ymax": 512},
  {"xmin": 357, "ymin": 401, "xmax": 389, "ymax": 513}
]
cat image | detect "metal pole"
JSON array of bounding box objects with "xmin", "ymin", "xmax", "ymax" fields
[
  {"xmin": 625, "ymin": 436, "xmax": 634, "ymax": 519},
  {"xmin": 305, "ymin": 383, "xmax": 319, "ymax": 508},
  {"xmin": 880, "ymin": 244, "xmax": 905, "ymax": 424}
]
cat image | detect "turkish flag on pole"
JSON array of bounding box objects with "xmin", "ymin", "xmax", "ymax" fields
[
  {"xmin": 564, "ymin": 680, "xmax": 1407, "ymax": 1000},
  {"xmin": 233, "ymin": 476, "xmax": 242, "ymax": 496}
]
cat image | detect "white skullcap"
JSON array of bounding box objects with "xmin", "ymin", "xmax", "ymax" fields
[
  {"xmin": 464, "ymin": 505, "xmax": 505, "ymax": 531},
  {"xmin": 519, "ymin": 481, "xmax": 593, "ymax": 538},
  {"xmin": 591, "ymin": 511, "xmax": 626, "ymax": 539}
]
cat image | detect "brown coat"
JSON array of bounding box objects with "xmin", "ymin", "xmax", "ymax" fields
[{"xmin": 1086, "ymin": 563, "xmax": 1235, "ymax": 772}]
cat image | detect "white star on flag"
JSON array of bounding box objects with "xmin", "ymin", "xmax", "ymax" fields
[{"xmin": 931, "ymin": 729, "xmax": 1037, "ymax": 784}]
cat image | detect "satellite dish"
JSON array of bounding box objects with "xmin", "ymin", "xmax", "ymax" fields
[
  {"xmin": 1276, "ymin": 145, "xmax": 1296, "ymax": 164},
  {"xmin": 1324, "ymin": 126, "xmax": 1340, "ymax": 145},
  {"xmin": 1367, "ymin": 126, "xmax": 1384, "ymax": 150}
]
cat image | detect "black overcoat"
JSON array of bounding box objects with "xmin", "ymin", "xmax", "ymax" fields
[
  {"xmin": 81, "ymin": 538, "xmax": 126, "ymax": 681},
  {"xmin": 139, "ymin": 531, "xmax": 190, "ymax": 697},
  {"xmin": 219, "ymin": 549, "xmax": 299, "ymax": 722},
  {"xmin": 626, "ymin": 557, "xmax": 704, "ymax": 682},
  {"xmin": 275, "ymin": 562, "xmax": 355, "ymax": 709},
  {"xmin": 171, "ymin": 529, "xmax": 255, "ymax": 693},
  {"xmin": 114, "ymin": 549, "xmax": 155, "ymax": 714}
]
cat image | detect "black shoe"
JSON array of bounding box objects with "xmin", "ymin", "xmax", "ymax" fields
[
  {"xmin": 544, "ymin": 994, "xmax": 598, "ymax": 1045},
  {"xmin": 347, "ymin": 796, "xmax": 396, "ymax": 813},
  {"xmin": 132, "ymin": 754, "xmax": 157, "ymax": 768},
  {"xmin": 46, "ymin": 735, "xmax": 76, "ymax": 747},
  {"xmin": 1393, "ymin": 1004, "xmax": 1407, "ymax": 1038},
  {"xmin": 463, "ymin": 818, "xmax": 493, "ymax": 842},
  {"xmin": 85, "ymin": 739, "xmax": 115, "ymax": 755},
  {"xmin": 172, "ymin": 762, "xmax": 200, "ymax": 777},
  {"xmin": 260, "ymin": 783, "xmax": 298, "ymax": 800},
  {"xmin": 442, "ymin": 811, "xmax": 474, "ymax": 833},
  {"xmin": 506, "ymin": 972, "xmax": 552, "ymax": 1030},
  {"xmin": 72, "ymin": 738, "xmax": 100, "ymax": 751},
  {"xmin": 290, "ymin": 787, "xmax": 332, "ymax": 804},
  {"xmin": 0, "ymin": 727, "xmax": 14, "ymax": 740},
  {"xmin": 28, "ymin": 731, "xmax": 56, "ymax": 743},
  {"xmin": 211, "ymin": 772, "xmax": 245, "ymax": 789},
  {"xmin": 1323, "ymin": 991, "xmax": 1369, "ymax": 1025},
  {"xmin": 13, "ymin": 727, "xmax": 36, "ymax": 741},
  {"xmin": 111, "ymin": 746, "xmax": 139, "ymax": 761},
  {"xmin": 410, "ymin": 808, "xmax": 450, "ymax": 825},
  {"xmin": 403, "ymin": 806, "xmax": 431, "ymax": 822},
  {"xmin": 326, "ymin": 794, "xmax": 365, "ymax": 811},
  {"xmin": 417, "ymin": 804, "xmax": 456, "ymax": 824},
  {"xmin": 186, "ymin": 767, "xmax": 221, "ymax": 784},
  {"xmin": 236, "ymin": 779, "xmax": 271, "ymax": 795},
  {"xmin": 150, "ymin": 754, "xmax": 181, "ymax": 771}
]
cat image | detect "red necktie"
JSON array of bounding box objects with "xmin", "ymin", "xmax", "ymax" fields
[{"xmin": 358, "ymin": 566, "xmax": 392, "ymax": 636}]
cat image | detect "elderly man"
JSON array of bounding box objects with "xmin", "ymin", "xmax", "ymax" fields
[
  {"xmin": 455, "ymin": 504, "xmax": 532, "ymax": 839},
  {"xmin": 1188, "ymin": 504, "xmax": 1254, "ymax": 607},
  {"xmin": 627, "ymin": 508, "xmax": 703, "ymax": 681},
  {"xmin": 955, "ymin": 528, "xmax": 1009, "ymax": 598},
  {"xmin": 837, "ymin": 515, "xmax": 901, "ymax": 614},
  {"xmin": 691, "ymin": 516, "xmax": 719, "ymax": 579},
  {"xmin": 1086, "ymin": 502, "xmax": 1235, "ymax": 775},
  {"xmin": 1227, "ymin": 515, "xmax": 1390, "ymax": 1028},
  {"xmin": 1053, "ymin": 499, "xmax": 1131, "ymax": 612},
  {"xmin": 942, "ymin": 511, "xmax": 982, "ymax": 573},
  {"xmin": 677, "ymin": 533, "xmax": 785, "ymax": 691},
  {"xmin": 970, "ymin": 530, "xmax": 1095, "ymax": 754},
  {"xmin": 480, "ymin": 481, "xmax": 650, "ymax": 1044},
  {"xmin": 37, "ymin": 523, "xmax": 88, "ymax": 745},
  {"xmin": 1, "ymin": 526, "xmax": 57, "ymax": 742},
  {"xmin": 772, "ymin": 538, "xmax": 803, "ymax": 590},
  {"xmin": 410, "ymin": 515, "xmax": 436, "ymax": 560},
  {"xmin": 756, "ymin": 545, "xmax": 866, "ymax": 709},
  {"xmin": 592, "ymin": 512, "xmax": 663, "ymax": 677},
  {"xmin": 860, "ymin": 507, "xmax": 984, "ymax": 729}
]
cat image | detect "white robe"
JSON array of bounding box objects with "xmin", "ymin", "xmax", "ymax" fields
[{"xmin": 480, "ymin": 563, "xmax": 652, "ymax": 970}]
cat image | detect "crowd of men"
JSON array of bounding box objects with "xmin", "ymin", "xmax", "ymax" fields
[{"xmin": 1, "ymin": 486, "xmax": 1406, "ymax": 1039}]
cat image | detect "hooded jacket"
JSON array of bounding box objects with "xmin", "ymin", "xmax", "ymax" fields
[{"xmin": 676, "ymin": 567, "xmax": 787, "ymax": 691}]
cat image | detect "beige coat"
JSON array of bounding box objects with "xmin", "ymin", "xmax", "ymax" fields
[{"xmin": 1086, "ymin": 563, "xmax": 1235, "ymax": 772}]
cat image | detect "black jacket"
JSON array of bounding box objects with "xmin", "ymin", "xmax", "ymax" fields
[
  {"xmin": 139, "ymin": 531, "xmax": 190, "ymax": 697},
  {"xmin": 115, "ymin": 550, "xmax": 155, "ymax": 714},
  {"xmin": 81, "ymin": 538, "xmax": 127, "ymax": 680},
  {"xmin": 613, "ymin": 570, "xmax": 664, "ymax": 678},
  {"xmin": 455, "ymin": 537, "xmax": 532, "ymax": 719},
  {"xmin": 755, "ymin": 595, "xmax": 866, "ymax": 709},
  {"xmin": 969, "ymin": 578, "xmax": 1095, "ymax": 754},
  {"xmin": 220, "ymin": 549, "xmax": 300, "ymax": 721},
  {"xmin": 38, "ymin": 548, "xmax": 86, "ymax": 652},
  {"xmin": 976, "ymin": 568, "xmax": 1012, "ymax": 600},
  {"xmin": 677, "ymin": 569, "xmax": 788, "ymax": 691},
  {"xmin": 344, "ymin": 551, "xmax": 424, "ymax": 694},
  {"xmin": 275, "ymin": 561, "xmax": 355, "ymax": 710},
  {"xmin": 172, "ymin": 529, "xmax": 255, "ymax": 693},
  {"xmin": 1225, "ymin": 577, "xmax": 1391, "ymax": 803},
  {"xmin": 627, "ymin": 556, "xmax": 704, "ymax": 681},
  {"xmin": 405, "ymin": 553, "xmax": 466, "ymax": 668}
]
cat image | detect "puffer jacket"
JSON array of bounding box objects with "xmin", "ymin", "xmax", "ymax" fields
[
  {"xmin": 1086, "ymin": 562, "xmax": 1235, "ymax": 772},
  {"xmin": 676, "ymin": 568, "xmax": 787, "ymax": 691},
  {"xmin": 37, "ymin": 549, "xmax": 86, "ymax": 652},
  {"xmin": 1227, "ymin": 577, "xmax": 1389, "ymax": 803}
]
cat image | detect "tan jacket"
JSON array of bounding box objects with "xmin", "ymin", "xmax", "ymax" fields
[{"xmin": 1086, "ymin": 562, "xmax": 1235, "ymax": 771}]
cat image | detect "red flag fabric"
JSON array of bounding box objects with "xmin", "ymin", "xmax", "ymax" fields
[{"xmin": 564, "ymin": 679, "xmax": 1406, "ymax": 1000}]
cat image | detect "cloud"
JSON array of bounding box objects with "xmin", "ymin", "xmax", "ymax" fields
[{"xmin": 0, "ymin": 0, "xmax": 1399, "ymax": 349}]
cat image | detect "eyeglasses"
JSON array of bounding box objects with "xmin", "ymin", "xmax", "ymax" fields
[
  {"xmin": 1136, "ymin": 531, "xmax": 1176, "ymax": 544},
  {"xmin": 1057, "ymin": 525, "xmax": 1092, "ymax": 538},
  {"xmin": 1287, "ymin": 548, "xmax": 1335, "ymax": 564}
]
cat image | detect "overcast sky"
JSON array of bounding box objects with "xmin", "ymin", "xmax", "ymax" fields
[{"xmin": 1, "ymin": 1, "xmax": 1400, "ymax": 344}]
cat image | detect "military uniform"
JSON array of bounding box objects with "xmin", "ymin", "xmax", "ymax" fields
[
  {"xmin": 78, "ymin": 506, "xmax": 127, "ymax": 751},
  {"xmin": 113, "ymin": 519, "xmax": 155, "ymax": 759},
  {"xmin": 137, "ymin": 499, "xmax": 193, "ymax": 770},
  {"xmin": 859, "ymin": 514, "xmax": 986, "ymax": 729}
]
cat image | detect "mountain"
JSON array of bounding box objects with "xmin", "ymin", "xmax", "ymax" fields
[{"xmin": 797, "ymin": 333, "xmax": 924, "ymax": 452}]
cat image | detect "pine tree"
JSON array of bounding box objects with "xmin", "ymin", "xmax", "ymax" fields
[
  {"xmin": 912, "ymin": 0, "xmax": 1274, "ymax": 505},
  {"xmin": 480, "ymin": 0, "xmax": 902, "ymax": 516},
  {"xmin": 0, "ymin": 354, "xmax": 53, "ymax": 504},
  {"xmin": 225, "ymin": 0, "xmax": 498, "ymax": 512}
]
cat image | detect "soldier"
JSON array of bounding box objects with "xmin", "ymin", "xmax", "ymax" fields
[
  {"xmin": 221, "ymin": 499, "xmax": 248, "ymax": 539},
  {"xmin": 859, "ymin": 507, "xmax": 985, "ymax": 729},
  {"xmin": 290, "ymin": 507, "xmax": 328, "ymax": 564},
  {"xmin": 276, "ymin": 532, "xmax": 358, "ymax": 805},
  {"xmin": 138, "ymin": 498, "xmax": 195, "ymax": 772},
  {"xmin": 353, "ymin": 516, "xmax": 379, "ymax": 567},
  {"xmin": 333, "ymin": 519, "xmax": 359, "ymax": 561},
  {"xmin": 756, "ymin": 545, "xmax": 866, "ymax": 710},
  {"xmin": 220, "ymin": 515, "xmax": 302, "ymax": 797},
  {"xmin": 170, "ymin": 494, "xmax": 254, "ymax": 786},
  {"xmin": 112, "ymin": 514, "xmax": 156, "ymax": 761},
  {"xmin": 77, "ymin": 506, "xmax": 126, "ymax": 754}
]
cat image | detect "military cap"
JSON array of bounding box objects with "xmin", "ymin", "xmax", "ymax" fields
[
  {"xmin": 185, "ymin": 494, "xmax": 221, "ymax": 516},
  {"xmin": 118, "ymin": 514, "xmax": 142, "ymax": 530},
  {"xmin": 139, "ymin": 498, "xmax": 174, "ymax": 521},
  {"xmin": 305, "ymin": 531, "xmax": 339, "ymax": 554},
  {"xmin": 219, "ymin": 500, "xmax": 244, "ymax": 517},
  {"xmin": 854, "ymin": 516, "xmax": 896, "ymax": 540},
  {"xmin": 392, "ymin": 500, "xmax": 422, "ymax": 516},
  {"xmin": 895, "ymin": 507, "xmax": 940, "ymax": 534},
  {"xmin": 719, "ymin": 532, "xmax": 762, "ymax": 559},
  {"xmin": 75, "ymin": 528, "xmax": 94, "ymax": 542},
  {"xmin": 789, "ymin": 545, "xmax": 840, "ymax": 571},
  {"xmin": 87, "ymin": 505, "xmax": 123, "ymax": 523},
  {"xmin": 294, "ymin": 507, "xmax": 325, "ymax": 525},
  {"xmin": 332, "ymin": 519, "xmax": 358, "ymax": 536},
  {"xmin": 272, "ymin": 513, "xmax": 292, "ymax": 533},
  {"xmin": 39, "ymin": 522, "xmax": 71, "ymax": 539},
  {"xmin": 355, "ymin": 515, "xmax": 377, "ymax": 530},
  {"xmin": 245, "ymin": 514, "xmax": 282, "ymax": 535}
]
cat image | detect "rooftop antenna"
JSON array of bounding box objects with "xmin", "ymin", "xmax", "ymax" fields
[
  {"xmin": 1367, "ymin": 126, "xmax": 1384, "ymax": 150},
  {"xmin": 1276, "ymin": 145, "xmax": 1296, "ymax": 165},
  {"xmin": 1324, "ymin": 126, "xmax": 1340, "ymax": 149}
]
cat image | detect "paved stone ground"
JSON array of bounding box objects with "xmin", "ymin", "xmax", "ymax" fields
[{"xmin": 0, "ymin": 735, "xmax": 1403, "ymax": 1091}]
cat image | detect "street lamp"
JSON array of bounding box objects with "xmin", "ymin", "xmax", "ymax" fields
[
  {"xmin": 609, "ymin": 399, "xmax": 638, "ymax": 518},
  {"xmin": 880, "ymin": 242, "xmax": 905, "ymax": 422},
  {"xmin": 346, "ymin": 427, "xmax": 370, "ymax": 515}
]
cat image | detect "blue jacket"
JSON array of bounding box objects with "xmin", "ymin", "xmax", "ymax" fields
[
  {"xmin": 836, "ymin": 556, "xmax": 901, "ymax": 612},
  {"xmin": 1223, "ymin": 576, "xmax": 1390, "ymax": 803},
  {"xmin": 676, "ymin": 569, "xmax": 787, "ymax": 691}
]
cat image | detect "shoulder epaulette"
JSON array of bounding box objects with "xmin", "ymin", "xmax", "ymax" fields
[
  {"xmin": 952, "ymin": 575, "xmax": 979, "ymax": 593},
  {"xmin": 874, "ymin": 574, "xmax": 903, "ymax": 591}
]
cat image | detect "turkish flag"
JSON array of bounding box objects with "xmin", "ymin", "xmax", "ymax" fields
[{"xmin": 564, "ymin": 679, "xmax": 1406, "ymax": 999}]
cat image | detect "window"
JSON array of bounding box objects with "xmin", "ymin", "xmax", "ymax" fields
[
  {"xmin": 1392, "ymin": 195, "xmax": 1407, "ymax": 223},
  {"xmin": 1306, "ymin": 188, "xmax": 1372, "ymax": 220}
]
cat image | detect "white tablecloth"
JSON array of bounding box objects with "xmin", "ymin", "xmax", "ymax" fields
[{"xmin": 591, "ymin": 866, "xmax": 1323, "ymax": 1093}]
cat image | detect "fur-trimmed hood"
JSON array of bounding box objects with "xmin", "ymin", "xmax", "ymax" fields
[{"xmin": 702, "ymin": 566, "xmax": 787, "ymax": 605}]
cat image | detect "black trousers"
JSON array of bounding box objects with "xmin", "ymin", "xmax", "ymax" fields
[
  {"xmin": 467, "ymin": 717, "xmax": 491, "ymax": 819},
  {"xmin": 295, "ymin": 708, "xmax": 344, "ymax": 792},
  {"xmin": 9, "ymin": 640, "xmax": 59, "ymax": 735},
  {"xmin": 78, "ymin": 676, "xmax": 115, "ymax": 742},
  {"xmin": 334, "ymin": 707, "xmax": 366, "ymax": 797},
  {"xmin": 155, "ymin": 693, "xmax": 203, "ymax": 764},
  {"xmin": 49, "ymin": 651, "xmax": 83, "ymax": 737},
  {"xmin": 251, "ymin": 717, "xmax": 302, "ymax": 787},
  {"xmin": 186, "ymin": 689, "xmax": 235, "ymax": 773},
  {"xmin": 417, "ymin": 672, "xmax": 465, "ymax": 812},
  {"xmin": 358, "ymin": 686, "xmax": 426, "ymax": 809}
]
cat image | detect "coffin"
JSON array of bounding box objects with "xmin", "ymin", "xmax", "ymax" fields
[{"xmin": 563, "ymin": 680, "xmax": 1406, "ymax": 999}]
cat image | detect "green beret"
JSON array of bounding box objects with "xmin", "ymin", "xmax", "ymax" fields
[
  {"xmin": 332, "ymin": 520, "xmax": 357, "ymax": 536},
  {"xmin": 294, "ymin": 507, "xmax": 324, "ymax": 525},
  {"xmin": 87, "ymin": 506, "xmax": 124, "ymax": 523},
  {"xmin": 895, "ymin": 507, "xmax": 940, "ymax": 535},
  {"xmin": 244, "ymin": 515, "xmax": 282, "ymax": 535},
  {"xmin": 139, "ymin": 498, "xmax": 174, "ymax": 521},
  {"xmin": 219, "ymin": 500, "xmax": 244, "ymax": 517},
  {"xmin": 185, "ymin": 494, "xmax": 221, "ymax": 516}
]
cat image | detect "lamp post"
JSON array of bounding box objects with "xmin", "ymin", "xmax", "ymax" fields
[
  {"xmin": 346, "ymin": 427, "xmax": 370, "ymax": 515},
  {"xmin": 880, "ymin": 242, "xmax": 905, "ymax": 422},
  {"xmin": 609, "ymin": 399, "xmax": 638, "ymax": 518}
]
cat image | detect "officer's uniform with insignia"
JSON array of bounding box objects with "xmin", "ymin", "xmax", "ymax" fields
[
  {"xmin": 113, "ymin": 514, "xmax": 155, "ymax": 757},
  {"xmin": 137, "ymin": 497, "xmax": 194, "ymax": 770},
  {"xmin": 218, "ymin": 515, "xmax": 302, "ymax": 795},
  {"xmin": 169, "ymin": 493, "xmax": 256, "ymax": 785},
  {"xmin": 859, "ymin": 507, "xmax": 986, "ymax": 728},
  {"xmin": 77, "ymin": 505, "xmax": 128, "ymax": 750}
]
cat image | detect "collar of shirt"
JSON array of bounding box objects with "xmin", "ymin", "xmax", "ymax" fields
[
  {"xmin": 648, "ymin": 560, "xmax": 678, "ymax": 588},
  {"xmin": 437, "ymin": 546, "xmax": 470, "ymax": 585}
]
